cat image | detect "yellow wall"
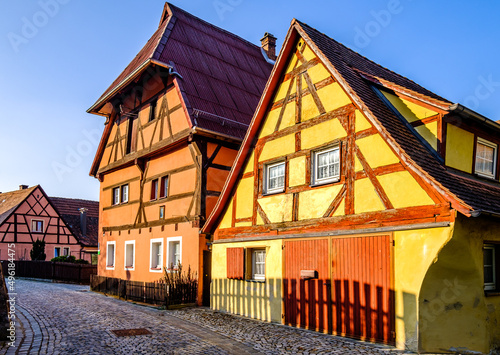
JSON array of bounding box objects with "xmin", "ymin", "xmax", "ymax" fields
[
  {"xmin": 445, "ymin": 123, "xmax": 474, "ymax": 173},
  {"xmin": 211, "ymin": 240, "xmax": 283, "ymax": 322},
  {"xmin": 418, "ymin": 214, "xmax": 500, "ymax": 354},
  {"xmin": 393, "ymin": 226, "xmax": 453, "ymax": 351}
]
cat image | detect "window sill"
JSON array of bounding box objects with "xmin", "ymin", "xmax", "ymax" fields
[
  {"xmin": 106, "ymin": 266, "xmax": 115, "ymax": 270},
  {"xmin": 125, "ymin": 266, "xmax": 134, "ymax": 270},
  {"xmin": 245, "ymin": 279, "xmax": 265, "ymax": 283},
  {"xmin": 149, "ymin": 268, "xmax": 163, "ymax": 273},
  {"xmin": 485, "ymin": 291, "xmax": 500, "ymax": 297},
  {"xmin": 310, "ymin": 178, "xmax": 341, "ymax": 188},
  {"xmin": 262, "ymin": 190, "xmax": 284, "ymax": 196}
]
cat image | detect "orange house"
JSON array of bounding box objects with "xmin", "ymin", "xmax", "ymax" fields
[
  {"xmin": 0, "ymin": 185, "xmax": 98, "ymax": 262},
  {"xmin": 88, "ymin": 3, "xmax": 272, "ymax": 305}
]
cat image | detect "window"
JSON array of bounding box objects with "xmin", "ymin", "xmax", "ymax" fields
[
  {"xmin": 151, "ymin": 179, "xmax": 159, "ymax": 200},
  {"xmin": 106, "ymin": 242, "xmax": 116, "ymax": 269},
  {"xmin": 150, "ymin": 238, "xmax": 163, "ymax": 272},
  {"xmin": 121, "ymin": 185, "xmax": 129, "ymax": 203},
  {"xmin": 167, "ymin": 237, "xmax": 182, "ymax": 270},
  {"xmin": 32, "ymin": 220, "xmax": 43, "ymax": 233},
  {"xmin": 475, "ymin": 138, "xmax": 497, "ymax": 178},
  {"xmin": 54, "ymin": 247, "xmax": 61, "ymax": 258},
  {"xmin": 484, "ymin": 244, "xmax": 498, "ymax": 291},
  {"xmin": 312, "ymin": 146, "xmax": 340, "ymax": 185},
  {"xmin": 125, "ymin": 241, "xmax": 135, "ymax": 270},
  {"xmin": 63, "ymin": 247, "xmax": 70, "ymax": 257},
  {"xmin": 265, "ymin": 162, "xmax": 285, "ymax": 194},
  {"xmin": 251, "ymin": 249, "xmax": 266, "ymax": 281},
  {"xmin": 126, "ymin": 117, "xmax": 138, "ymax": 154},
  {"xmin": 149, "ymin": 100, "xmax": 157, "ymax": 122},
  {"xmin": 112, "ymin": 187, "xmax": 120, "ymax": 205},
  {"xmin": 160, "ymin": 176, "xmax": 169, "ymax": 199},
  {"xmin": 112, "ymin": 185, "xmax": 129, "ymax": 205},
  {"xmin": 159, "ymin": 206, "xmax": 165, "ymax": 219}
]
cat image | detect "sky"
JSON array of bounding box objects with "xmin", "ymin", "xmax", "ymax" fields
[{"xmin": 1, "ymin": 1, "xmax": 500, "ymax": 201}]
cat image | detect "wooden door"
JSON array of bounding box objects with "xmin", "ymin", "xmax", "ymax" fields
[
  {"xmin": 331, "ymin": 235, "xmax": 394, "ymax": 344},
  {"xmin": 284, "ymin": 239, "xmax": 330, "ymax": 332}
]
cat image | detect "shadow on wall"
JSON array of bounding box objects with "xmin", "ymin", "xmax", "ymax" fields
[
  {"xmin": 419, "ymin": 217, "xmax": 493, "ymax": 354},
  {"xmin": 212, "ymin": 277, "xmax": 407, "ymax": 346}
]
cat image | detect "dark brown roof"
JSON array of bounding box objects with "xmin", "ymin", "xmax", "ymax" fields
[
  {"xmin": 50, "ymin": 197, "xmax": 99, "ymax": 247},
  {"xmin": 90, "ymin": 2, "xmax": 272, "ymax": 140},
  {"xmin": 0, "ymin": 186, "xmax": 37, "ymax": 225},
  {"xmin": 296, "ymin": 20, "xmax": 500, "ymax": 216}
]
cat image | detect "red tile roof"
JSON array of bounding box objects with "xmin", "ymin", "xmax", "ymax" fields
[{"xmin": 89, "ymin": 2, "xmax": 272, "ymax": 140}]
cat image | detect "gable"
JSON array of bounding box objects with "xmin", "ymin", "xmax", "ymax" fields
[{"xmin": 214, "ymin": 40, "xmax": 440, "ymax": 235}]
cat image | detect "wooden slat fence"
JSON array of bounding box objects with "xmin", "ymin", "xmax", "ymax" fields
[{"xmin": 1, "ymin": 261, "xmax": 96, "ymax": 285}]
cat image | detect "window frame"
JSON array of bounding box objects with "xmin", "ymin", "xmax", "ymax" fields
[
  {"xmin": 62, "ymin": 247, "xmax": 70, "ymax": 257},
  {"xmin": 311, "ymin": 145, "xmax": 341, "ymax": 186},
  {"xmin": 159, "ymin": 176, "xmax": 169, "ymax": 199},
  {"xmin": 54, "ymin": 247, "xmax": 61, "ymax": 258},
  {"xmin": 484, "ymin": 243, "xmax": 497, "ymax": 291},
  {"xmin": 150, "ymin": 238, "xmax": 163, "ymax": 272},
  {"xmin": 31, "ymin": 220, "xmax": 44, "ymax": 233},
  {"xmin": 106, "ymin": 241, "xmax": 116, "ymax": 270},
  {"xmin": 166, "ymin": 236, "xmax": 182, "ymax": 271},
  {"xmin": 264, "ymin": 161, "xmax": 286, "ymax": 195},
  {"xmin": 159, "ymin": 205, "xmax": 165, "ymax": 220},
  {"xmin": 475, "ymin": 138, "xmax": 498, "ymax": 179},
  {"xmin": 151, "ymin": 179, "xmax": 159, "ymax": 201},
  {"xmin": 121, "ymin": 184, "xmax": 129, "ymax": 203},
  {"xmin": 149, "ymin": 100, "xmax": 157, "ymax": 122},
  {"xmin": 112, "ymin": 187, "xmax": 120, "ymax": 205},
  {"xmin": 124, "ymin": 240, "xmax": 135, "ymax": 270},
  {"xmin": 250, "ymin": 248, "xmax": 266, "ymax": 282}
]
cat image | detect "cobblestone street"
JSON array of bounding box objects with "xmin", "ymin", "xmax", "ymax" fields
[{"xmin": 1, "ymin": 279, "xmax": 411, "ymax": 354}]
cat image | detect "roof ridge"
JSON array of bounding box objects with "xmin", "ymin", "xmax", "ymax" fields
[
  {"xmin": 167, "ymin": 2, "xmax": 262, "ymax": 52},
  {"xmin": 295, "ymin": 20, "xmax": 448, "ymax": 102},
  {"xmin": 50, "ymin": 196, "xmax": 98, "ymax": 203}
]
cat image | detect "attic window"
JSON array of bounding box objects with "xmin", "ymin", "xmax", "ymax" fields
[{"xmin": 475, "ymin": 138, "xmax": 497, "ymax": 179}]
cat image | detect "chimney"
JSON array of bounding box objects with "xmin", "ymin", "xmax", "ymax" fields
[
  {"xmin": 19, "ymin": 185, "xmax": 28, "ymax": 190},
  {"xmin": 261, "ymin": 32, "xmax": 277, "ymax": 61},
  {"xmin": 79, "ymin": 208, "xmax": 88, "ymax": 237}
]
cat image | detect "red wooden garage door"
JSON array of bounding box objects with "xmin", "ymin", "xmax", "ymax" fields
[
  {"xmin": 284, "ymin": 235, "xmax": 394, "ymax": 344},
  {"xmin": 284, "ymin": 239, "xmax": 330, "ymax": 332},
  {"xmin": 332, "ymin": 235, "xmax": 394, "ymax": 344}
]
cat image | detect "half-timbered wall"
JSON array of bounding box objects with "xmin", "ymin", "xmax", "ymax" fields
[
  {"xmin": 0, "ymin": 187, "xmax": 80, "ymax": 260},
  {"xmin": 215, "ymin": 39, "xmax": 449, "ymax": 240}
]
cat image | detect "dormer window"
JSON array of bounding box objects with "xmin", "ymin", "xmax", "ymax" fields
[{"xmin": 475, "ymin": 138, "xmax": 497, "ymax": 179}]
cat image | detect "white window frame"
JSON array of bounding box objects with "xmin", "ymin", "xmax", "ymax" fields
[
  {"xmin": 54, "ymin": 247, "xmax": 61, "ymax": 258},
  {"xmin": 484, "ymin": 244, "xmax": 496, "ymax": 291},
  {"xmin": 475, "ymin": 138, "xmax": 497, "ymax": 179},
  {"xmin": 32, "ymin": 219, "xmax": 43, "ymax": 233},
  {"xmin": 252, "ymin": 249, "xmax": 266, "ymax": 281},
  {"xmin": 124, "ymin": 240, "xmax": 135, "ymax": 270},
  {"xmin": 312, "ymin": 145, "xmax": 341, "ymax": 185},
  {"xmin": 264, "ymin": 161, "xmax": 285, "ymax": 194},
  {"xmin": 166, "ymin": 236, "xmax": 182, "ymax": 271},
  {"xmin": 62, "ymin": 247, "xmax": 70, "ymax": 257},
  {"xmin": 112, "ymin": 187, "xmax": 120, "ymax": 205},
  {"xmin": 121, "ymin": 184, "xmax": 129, "ymax": 203},
  {"xmin": 106, "ymin": 241, "xmax": 116, "ymax": 270},
  {"xmin": 150, "ymin": 238, "xmax": 163, "ymax": 272}
]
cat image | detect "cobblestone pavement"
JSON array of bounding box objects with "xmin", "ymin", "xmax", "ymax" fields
[{"xmin": 0, "ymin": 279, "xmax": 413, "ymax": 354}]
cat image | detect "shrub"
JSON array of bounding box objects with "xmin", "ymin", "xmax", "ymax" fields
[
  {"xmin": 75, "ymin": 259, "xmax": 89, "ymax": 264},
  {"xmin": 30, "ymin": 239, "xmax": 46, "ymax": 261},
  {"xmin": 51, "ymin": 255, "xmax": 76, "ymax": 263}
]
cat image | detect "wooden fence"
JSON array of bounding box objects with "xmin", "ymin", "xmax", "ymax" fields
[
  {"xmin": 1, "ymin": 261, "xmax": 96, "ymax": 285},
  {"xmin": 90, "ymin": 275, "xmax": 197, "ymax": 307}
]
